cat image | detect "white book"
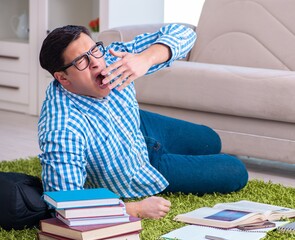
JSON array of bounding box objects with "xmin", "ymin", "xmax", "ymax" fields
[
  {"xmin": 56, "ymin": 213, "xmax": 130, "ymax": 227},
  {"xmin": 56, "ymin": 200, "xmax": 126, "ymax": 219}
]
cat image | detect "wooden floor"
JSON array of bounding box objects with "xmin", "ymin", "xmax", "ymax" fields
[
  {"xmin": 0, "ymin": 109, "xmax": 294, "ymax": 188},
  {"xmin": 0, "ymin": 110, "xmax": 40, "ymax": 161}
]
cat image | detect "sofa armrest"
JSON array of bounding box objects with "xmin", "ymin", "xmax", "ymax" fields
[{"xmin": 135, "ymin": 61, "xmax": 295, "ymax": 123}]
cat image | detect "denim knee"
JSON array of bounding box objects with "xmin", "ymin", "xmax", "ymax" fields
[
  {"xmin": 221, "ymin": 154, "xmax": 248, "ymax": 193},
  {"xmin": 201, "ymin": 125, "xmax": 222, "ymax": 154},
  {"xmin": 159, "ymin": 153, "xmax": 248, "ymax": 195}
]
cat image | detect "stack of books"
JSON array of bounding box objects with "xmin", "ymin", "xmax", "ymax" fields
[{"xmin": 38, "ymin": 188, "xmax": 142, "ymax": 240}]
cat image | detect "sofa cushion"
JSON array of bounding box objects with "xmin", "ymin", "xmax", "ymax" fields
[
  {"xmin": 135, "ymin": 61, "xmax": 295, "ymax": 123},
  {"xmin": 189, "ymin": 0, "xmax": 295, "ymax": 71}
]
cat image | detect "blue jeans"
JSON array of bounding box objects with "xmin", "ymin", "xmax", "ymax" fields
[{"xmin": 139, "ymin": 110, "xmax": 248, "ymax": 195}]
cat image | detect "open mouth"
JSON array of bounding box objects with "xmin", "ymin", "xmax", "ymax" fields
[
  {"xmin": 96, "ymin": 74, "xmax": 108, "ymax": 89},
  {"xmin": 96, "ymin": 73, "xmax": 104, "ymax": 84}
]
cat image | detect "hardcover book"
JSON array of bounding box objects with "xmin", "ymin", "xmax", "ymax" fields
[
  {"xmin": 38, "ymin": 231, "xmax": 71, "ymax": 240},
  {"xmin": 43, "ymin": 188, "xmax": 120, "ymax": 209},
  {"xmin": 56, "ymin": 201, "xmax": 125, "ymax": 219},
  {"xmin": 56, "ymin": 213, "xmax": 130, "ymax": 227},
  {"xmin": 40, "ymin": 217, "xmax": 142, "ymax": 240},
  {"xmin": 174, "ymin": 200, "xmax": 295, "ymax": 229},
  {"xmin": 38, "ymin": 230, "xmax": 141, "ymax": 240}
]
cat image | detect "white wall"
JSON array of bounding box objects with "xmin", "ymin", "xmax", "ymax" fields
[
  {"xmin": 100, "ymin": 0, "xmax": 164, "ymax": 31},
  {"xmin": 164, "ymin": 0, "xmax": 205, "ymax": 26}
]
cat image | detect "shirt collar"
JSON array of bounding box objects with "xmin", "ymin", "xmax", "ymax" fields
[{"xmin": 55, "ymin": 80, "xmax": 110, "ymax": 113}]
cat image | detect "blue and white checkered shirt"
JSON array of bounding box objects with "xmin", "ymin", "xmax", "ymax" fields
[{"xmin": 38, "ymin": 24, "xmax": 196, "ymax": 198}]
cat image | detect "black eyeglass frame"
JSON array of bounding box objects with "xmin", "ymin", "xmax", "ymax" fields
[{"xmin": 57, "ymin": 41, "xmax": 105, "ymax": 72}]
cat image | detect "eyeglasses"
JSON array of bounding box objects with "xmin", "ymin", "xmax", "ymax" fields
[{"xmin": 58, "ymin": 41, "xmax": 105, "ymax": 72}]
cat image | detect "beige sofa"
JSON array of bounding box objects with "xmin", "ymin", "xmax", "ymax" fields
[{"xmin": 98, "ymin": 0, "xmax": 295, "ymax": 166}]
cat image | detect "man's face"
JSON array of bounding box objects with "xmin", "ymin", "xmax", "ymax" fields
[{"xmin": 54, "ymin": 33, "xmax": 110, "ymax": 99}]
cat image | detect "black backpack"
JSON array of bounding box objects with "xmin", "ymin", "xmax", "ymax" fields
[{"xmin": 0, "ymin": 172, "xmax": 51, "ymax": 230}]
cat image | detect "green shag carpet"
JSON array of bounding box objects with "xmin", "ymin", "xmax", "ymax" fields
[{"xmin": 0, "ymin": 157, "xmax": 294, "ymax": 240}]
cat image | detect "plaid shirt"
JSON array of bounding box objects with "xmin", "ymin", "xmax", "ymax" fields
[{"xmin": 38, "ymin": 24, "xmax": 196, "ymax": 198}]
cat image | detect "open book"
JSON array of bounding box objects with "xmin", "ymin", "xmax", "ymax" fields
[{"xmin": 174, "ymin": 200, "xmax": 295, "ymax": 229}]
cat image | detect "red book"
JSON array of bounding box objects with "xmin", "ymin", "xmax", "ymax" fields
[
  {"xmin": 40, "ymin": 217, "xmax": 142, "ymax": 240},
  {"xmin": 38, "ymin": 231, "xmax": 71, "ymax": 240},
  {"xmin": 37, "ymin": 230, "xmax": 141, "ymax": 240}
]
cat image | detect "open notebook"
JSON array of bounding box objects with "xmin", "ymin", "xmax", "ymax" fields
[
  {"xmin": 277, "ymin": 222, "xmax": 295, "ymax": 233},
  {"xmin": 161, "ymin": 222, "xmax": 288, "ymax": 240}
]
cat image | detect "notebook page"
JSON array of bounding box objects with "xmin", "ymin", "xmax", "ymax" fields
[
  {"xmin": 214, "ymin": 200, "xmax": 292, "ymax": 213},
  {"xmin": 161, "ymin": 225, "xmax": 266, "ymax": 240}
]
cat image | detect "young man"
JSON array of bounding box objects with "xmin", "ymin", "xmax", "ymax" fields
[{"xmin": 39, "ymin": 24, "xmax": 248, "ymax": 219}]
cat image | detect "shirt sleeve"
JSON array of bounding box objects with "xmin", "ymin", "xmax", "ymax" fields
[
  {"xmin": 38, "ymin": 129, "xmax": 87, "ymax": 192},
  {"xmin": 106, "ymin": 23, "xmax": 197, "ymax": 75}
]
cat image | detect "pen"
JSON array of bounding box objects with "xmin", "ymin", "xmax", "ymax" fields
[{"xmin": 205, "ymin": 235, "xmax": 229, "ymax": 240}]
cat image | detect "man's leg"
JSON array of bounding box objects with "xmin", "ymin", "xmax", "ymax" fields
[
  {"xmin": 159, "ymin": 153, "xmax": 248, "ymax": 195},
  {"xmin": 139, "ymin": 109, "xmax": 248, "ymax": 195},
  {"xmin": 140, "ymin": 110, "xmax": 221, "ymax": 155}
]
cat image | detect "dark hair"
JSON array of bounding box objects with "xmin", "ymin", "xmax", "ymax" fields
[{"xmin": 39, "ymin": 25, "xmax": 91, "ymax": 76}]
